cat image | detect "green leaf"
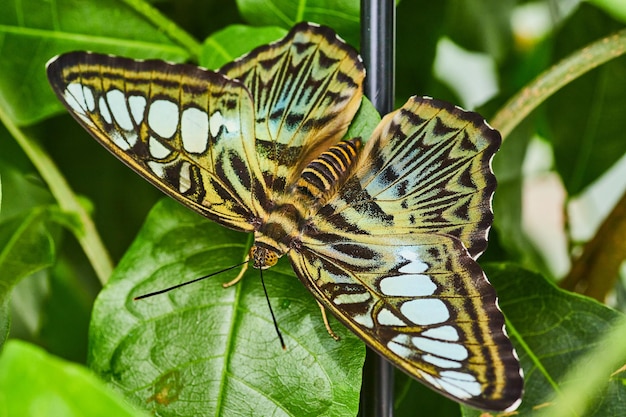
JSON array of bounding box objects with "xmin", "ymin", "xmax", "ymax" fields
[
  {"xmin": 236, "ymin": 0, "xmax": 360, "ymax": 46},
  {"xmin": 89, "ymin": 199, "xmax": 365, "ymax": 417},
  {"xmin": 444, "ymin": 0, "xmax": 514, "ymax": 62},
  {"xmin": 200, "ymin": 25, "xmax": 287, "ymax": 69},
  {"xmin": 548, "ymin": 4, "xmax": 626, "ymax": 195},
  {"xmin": 346, "ymin": 97, "xmax": 380, "ymax": 142},
  {"xmin": 0, "ymin": 0, "xmax": 189, "ymax": 126},
  {"xmin": 395, "ymin": 1, "xmax": 447, "ymax": 106},
  {"xmin": 461, "ymin": 264, "xmax": 626, "ymax": 416},
  {"xmin": 590, "ymin": 0, "xmax": 626, "ymax": 23},
  {"xmin": 0, "ymin": 207, "xmax": 55, "ymax": 346},
  {"xmin": 0, "ymin": 339, "xmax": 147, "ymax": 417}
]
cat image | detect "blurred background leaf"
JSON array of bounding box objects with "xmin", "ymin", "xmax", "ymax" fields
[
  {"xmin": 0, "ymin": 0, "xmax": 190, "ymax": 126},
  {"xmin": 0, "ymin": 339, "xmax": 148, "ymax": 417}
]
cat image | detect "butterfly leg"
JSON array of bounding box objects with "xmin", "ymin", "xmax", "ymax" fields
[
  {"xmin": 222, "ymin": 254, "xmax": 250, "ymax": 288},
  {"xmin": 317, "ymin": 301, "xmax": 340, "ymax": 341}
]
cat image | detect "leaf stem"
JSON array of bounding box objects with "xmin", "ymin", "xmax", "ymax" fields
[
  {"xmin": 119, "ymin": 0, "xmax": 201, "ymax": 59},
  {"xmin": 491, "ymin": 28, "xmax": 626, "ymax": 139},
  {"xmin": 0, "ymin": 109, "xmax": 113, "ymax": 285},
  {"xmin": 560, "ymin": 189, "xmax": 626, "ymax": 300}
]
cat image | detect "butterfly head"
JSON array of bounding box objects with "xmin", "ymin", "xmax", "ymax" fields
[{"xmin": 250, "ymin": 246, "xmax": 279, "ymax": 270}]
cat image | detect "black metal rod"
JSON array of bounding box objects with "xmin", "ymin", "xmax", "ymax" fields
[
  {"xmin": 361, "ymin": 0, "xmax": 396, "ymax": 114},
  {"xmin": 359, "ymin": 1, "xmax": 396, "ymax": 417}
]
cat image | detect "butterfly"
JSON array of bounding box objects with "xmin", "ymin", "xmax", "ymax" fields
[{"xmin": 46, "ymin": 22, "xmax": 523, "ymax": 411}]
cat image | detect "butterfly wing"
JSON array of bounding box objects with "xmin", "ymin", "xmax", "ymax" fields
[
  {"xmin": 291, "ymin": 97, "xmax": 522, "ymax": 410},
  {"xmin": 219, "ymin": 22, "xmax": 365, "ymax": 194},
  {"xmin": 46, "ymin": 52, "xmax": 265, "ymax": 232},
  {"xmin": 316, "ymin": 96, "xmax": 500, "ymax": 258},
  {"xmin": 290, "ymin": 235, "xmax": 522, "ymax": 411}
]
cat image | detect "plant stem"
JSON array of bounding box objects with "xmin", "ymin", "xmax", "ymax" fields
[
  {"xmin": 491, "ymin": 28, "xmax": 626, "ymax": 139},
  {"xmin": 560, "ymin": 189, "xmax": 626, "ymax": 301},
  {"xmin": 120, "ymin": 0, "xmax": 202, "ymax": 59},
  {"xmin": 0, "ymin": 109, "xmax": 113, "ymax": 285}
]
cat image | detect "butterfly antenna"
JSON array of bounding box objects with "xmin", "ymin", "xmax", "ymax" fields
[
  {"xmin": 260, "ymin": 267, "xmax": 286, "ymax": 350},
  {"xmin": 134, "ymin": 260, "xmax": 249, "ymax": 300}
]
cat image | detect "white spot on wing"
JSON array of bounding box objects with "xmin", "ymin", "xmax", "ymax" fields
[
  {"xmin": 82, "ymin": 86, "xmax": 95, "ymax": 111},
  {"xmin": 353, "ymin": 312, "xmax": 374, "ymax": 329},
  {"xmin": 420, "ymin": 371, "xmax": 442, "ymax": 389},
  {"xmin": 106, "ymin": 89, "xmax": 133, "ymax": 131},
  {"xmin": 99, "ymin": 96, "xmax": 112, "ymax": 124},
  {"xmin": 149, "ymin": 136, "xmax": 171, "ymax": 159},
  {"xmin": 400, "ymin": 299, "xmax": 449, "ymax": 325},
  {"xmin": 128, "ymin": 95, "xmax": 147, "ymax": 124},
  {"xmin": 333, "ymin": 292, "xmax": 370, "ymax": 305},
  {"xmin": 147, "ymin": 161, "xmax": 166, "ymax": 179},
  {"xmin": 124, "ymin": 131, "xmax": 138, "ymax": 148},
  {"xmin": 179, "ymin": 161, "xmax": 191, "ymax": 193},
  {"xmin": 397, "ymin": 249, "xmax": 429, "ymax": 273},
  {"xmin": 377, "ymin": 308, "xmax": 407, "ymax": 327},
  {"xmin": 412, "ymin": 337, "xmax": 468, "ymax": 361},
  {"xmin": 440, "ymin": 371, "xmax": 482, "ymax": 396},
  {"xmin": 422, "ymin": 354, "xmax": 462, "ymax": 369},
  {"xmin": 209, "ymin": 110, "xmax": 238, "ymax": 137},
  {"xmin": 149, "ymin": 99, "xmax": 179, "ymax": 139},
  {"xmin": 110, "ymin": 129, "xmax": 130, "ymax": 151},
  {"xmin": 422, "ymin": 325, "xmax": 459, "ymax": 342},
  {"xmin": 379, "ymin": 274, "xmax": 436, "ymax": 296},
  {"xmin": 181, "ymin": 107, "xmax": 209, "ymax": 154},
  {"xmin": 436, "ymin": 379, "xmax": 473, "ymax": 399},
  {"xmin": 419, "ymin": 369, "xmax": 480, "ymax": 400},
  {"xmin": 387, "ymin": 339, "xmax": 413, "ymax": 359},
  {"xmin": 64, "ymin": 83, "xmax": 88, "ymax": 116}
]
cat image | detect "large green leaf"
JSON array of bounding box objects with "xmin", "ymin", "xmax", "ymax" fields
[
  {"xmin": 0, "ymin": 208, "xmax": 55, "ymax": 347},
  {"xmin": 444, "ymin": 0, "xmax": 514, "ymax": 63},
  {"xmin": 461, "ymin": 264, "xmax": 625, "ymax": 417},
  {"xmin": 200, "ymin": 25, "xmax": 287, "ymax": 69},
  {"xmin": 89, "ymin": 199, "xmax": 365, "ymax": 417},
  {"xmin": 548, "ymin": 4, "xmax": 626, "ymax": 195},
  {"xmin": 0, "ymin": 339, "xmax": 147, "ymax": 417},
  {"xmin": 0, "ymin": 0, "xmax": 189, "ymax": 126},
  {"xmin": 236, "ymin": 0, "xmax": 360, "ymax": 45}
]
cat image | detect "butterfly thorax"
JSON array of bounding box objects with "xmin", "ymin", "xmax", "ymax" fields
[
  {"xmin": 251, "ymin": 138, "xmax": 363, "ymax": 266},
  {"xmin": 253, "ymin": 202, "xmax": 304, "ymax": 257}
]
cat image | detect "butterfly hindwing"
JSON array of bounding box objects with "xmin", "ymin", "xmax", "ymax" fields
[
  {"xmin": 290, "ymin": 233, "xmax": 521, "ymax": 410},
  {"xmin": 219, "ymin": 22, "xmax": 365, "ymax": 195},
  {"xmin": 46, "ymin": 52, "xmax": 265, "ymax": 231}
]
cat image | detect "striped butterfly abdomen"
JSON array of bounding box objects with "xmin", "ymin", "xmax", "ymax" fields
[{"xmin": 295, "ymin": 138, "xmax": 362, "ymax": 203}]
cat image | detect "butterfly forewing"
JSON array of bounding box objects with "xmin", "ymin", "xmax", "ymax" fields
[
  {"xmin": 317, "ymin": 97, "xmax": 499, "ymax": 258},
  {"xmin": 291, "ymin": 234, "xmax": 521, "ymax": 410},
  {"xmin": 219, "ymin": 22, "xmax": 365, "ymax": 195},
  {"xmin": 47, "ymin": 53, "xmax": 264, "ymax": 232}
]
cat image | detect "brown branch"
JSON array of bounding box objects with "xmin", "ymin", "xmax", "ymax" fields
[{"xmin": 560, "ymin": 189, "xmax": 626, "ymax": 301}]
